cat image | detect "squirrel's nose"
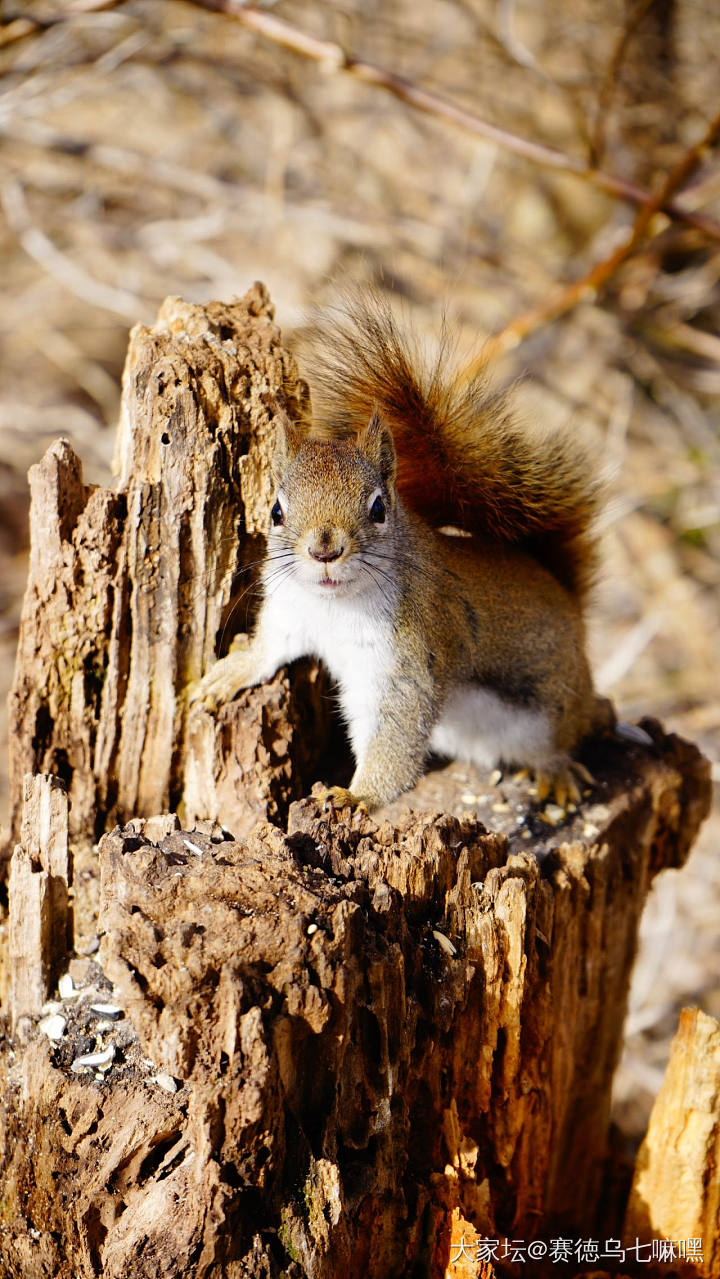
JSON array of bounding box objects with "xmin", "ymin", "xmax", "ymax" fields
[
  {"xmin": 309, "ymin": 545, "xmax": 343, "ymax": 563},
  {"xmin": 307, "ymin": 527, "xmax": 344, "ymax": 562}
]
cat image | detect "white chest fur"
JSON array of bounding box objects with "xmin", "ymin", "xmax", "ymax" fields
[{"xmin": 261, "ymin": 575, "xmax": 397, "ymax": 760}]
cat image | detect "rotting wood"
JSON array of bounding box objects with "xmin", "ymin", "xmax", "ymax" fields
[
  {"xmin": 0, "ymin": 727, "xmax": 711, "ymax": 1279},
  {"xmin": 444, "ymin": 1210, "xmax": 497, "ymax": 1278},
  {"xmin": 0, "ymin": 288, "xmax": 713, "ymax": 1278},
  {"xmin": 624, "ymin": 1006, "xmax": 720, "ymax": 1278},
  {"xmin": 182, "ymin": 659, "xmax": 331, "ymax": 840},
  {"xmin": 7, "ymin": 773, "xmax": 71, "ymax": 1028},
  {"xmin": 6, "ymin": 284, "xmax": 320, "ymax": 847}
]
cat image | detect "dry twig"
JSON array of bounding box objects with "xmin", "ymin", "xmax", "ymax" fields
[
  {"xmin": 474, "ymin": 109, "xmax": 720, "ymax": 365},
  {"xmin": 0, "ymin": 0, "xmax": 124, "ymax": 47},
  {"xmin": 1, "ymin": 179, "xmax": 148, "ymax": 322},
  {"xmin": 189, "ymin": 0, "xmax": 720, "ymax": 241}
]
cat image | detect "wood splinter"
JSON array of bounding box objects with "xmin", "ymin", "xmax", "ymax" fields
[{"xmin": 8, "ymin": 773, "xmax": 72, "ymax": 1029}]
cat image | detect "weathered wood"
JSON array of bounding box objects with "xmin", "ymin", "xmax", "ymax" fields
[
  {"xmin": 6, "ymin": 285, "xmax": 314, "ymax": 845},
  {"xmin": 8, "ymin": 774, "xmax": 71, "ymax": 1027},
  {"xmin": 624, "ymin": 1007, "xmax": 720, "ymax": 1278},
  {"xmin": 182, "ymin": 661, "xmax": 331, "ymax": 839},
  {"xmin": 0, "ymin": 290, "xmax": 713, "ymax": 1278},
  {"xmin": 444, "ymin": 1212, "xmax": 497, "ymax": 1279},
  {"xmin": 0, "ymin": 728, "xmax": 710, "ymax": 1278},
  {"xmin": 7, "ymin": 442, "xmax": 125, "ymax": 843}
]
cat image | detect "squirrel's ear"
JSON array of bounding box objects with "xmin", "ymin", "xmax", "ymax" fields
[
  {"xmin": 358, "ymin": 411, "xmax": 396, "ymax": 485},
  {"xmin": 273, "ymin": 411, "xmax": 303, "ymax": 477}
]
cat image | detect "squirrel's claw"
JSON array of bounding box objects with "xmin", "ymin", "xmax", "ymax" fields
[
  {"xmin": 188, "ymin": 642, "xmax": 257, "ymax": 711},
  {"xmin": 551, "ymin": 773, "xmax": 580, "ymax": 810},
  {"xmin": 187, "ymin": 679, "xmax": 221, "ymax": 712},
  {"xmin": 534, "ymin": 771, "xmax": 553, "ymax": 805},
  {"xmin": 188, "ymin": 681, "xmax": 232, "ymax": 713},
  {"xmin": 319, "ymin": 785, "xmax": 368, "ymax": 815},
  {"xmin": 534, "ymin": 760, "xmax": 595, "ymax": 809},
  {"xmin": 615, "ymin": 720, "xmax": 654, "ymax": 748},
  {"xmin": 570, "ymin": 760, "xmax": 596, "ymax": 788}
]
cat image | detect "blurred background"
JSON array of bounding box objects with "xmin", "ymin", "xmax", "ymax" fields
[{"xmin": 1, "ymin": 0, "xmax": 718, "ymax": 1150}]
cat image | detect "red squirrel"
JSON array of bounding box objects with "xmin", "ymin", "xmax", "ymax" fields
[{"xmin": 192, "ymin": 294, "xmax": 619, "ymax": 810}]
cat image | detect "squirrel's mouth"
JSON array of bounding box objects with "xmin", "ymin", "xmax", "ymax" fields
[
  {"xmin": 310, "ymin": 567, "xmax": 356, "ymax": 592},
  {"xmin": 301, "ymin": 559, "xmax": 356, "ymax": 592}
]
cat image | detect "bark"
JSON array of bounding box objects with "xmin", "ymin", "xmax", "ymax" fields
[{"xmin": 0, "ymin": 288, "xmax": 712, "ymax": 1278}]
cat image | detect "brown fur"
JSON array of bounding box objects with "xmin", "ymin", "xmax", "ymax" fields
[
  {"xmin": 303, "ymin": 291, "xmax": 602, "ymax": 599},
  {"xmin": 192, "ymin": 302, "xmax": 615, "ymax": 811}
]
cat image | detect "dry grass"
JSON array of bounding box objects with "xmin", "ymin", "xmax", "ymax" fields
[{"xmin": 0, "ymin": 0, "xmax": 718, "ymax": 1149}]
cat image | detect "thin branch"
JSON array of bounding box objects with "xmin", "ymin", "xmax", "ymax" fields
[
  {"xmin": 189, "ymin": 0, "xmax": 720, "ymax": 241},
  {"xmin": 0, "ymin": 18, "xmax": 36, "ymax": 48},
  {"xmin": 474, "ymin": 109, "xmax": 720, "ymax": 365},
  {"xmin": 589, "ymin": 0, "xmax": 657, "ymax": 168},
  {"xmin": 1, "ymin": 179, "xmax": 149, "ymax": 323},
  {"xmin": 6, "ymin": 0, "xmax": 719, "ymax": 238},
  {"xmin": 0, "ymin": 0, "xmax": 125, "ymax": 47}
]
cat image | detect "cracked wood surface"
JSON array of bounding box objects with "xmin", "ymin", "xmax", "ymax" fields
[
  {"xmin": 6, "ymin": 284, "xmax": 315, "ymax": 845},
  {"xmin": 0, "ymin": 288, "xmax": 712, "ymax": 1278},
  {"xmin": 0, "ymin": 731, "xmax": 711, "ymax": 1277},
  {"xmin": 624, "ymin": 1006, "xmax": 720, "ymax": 1279}
]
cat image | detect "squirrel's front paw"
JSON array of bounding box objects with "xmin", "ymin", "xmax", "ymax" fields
[
  {"xmin": 318, "ymin": 785, "xmax": 369, "ymax": 815},
  {"xmin": 188, "ymin": 643, "xmax": 257, "ymax": 711}
]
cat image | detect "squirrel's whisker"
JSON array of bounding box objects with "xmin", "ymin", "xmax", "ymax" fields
[{"xmin": 192, "ymin": 291, "xmax": 616, "ymax": 811}]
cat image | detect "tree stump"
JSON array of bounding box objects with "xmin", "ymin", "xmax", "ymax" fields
[
  {"xmin": 6, "ymin": 284, "xmax": 321, "ymax": 846},
  {"xmin": 0, "ymin": 287, "xmax": 712, "ymax": 1278}
]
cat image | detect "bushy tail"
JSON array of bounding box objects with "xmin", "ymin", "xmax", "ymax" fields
[{"xmin": 303, "ymin": 291, "xmax": 603, "ymax": 599}]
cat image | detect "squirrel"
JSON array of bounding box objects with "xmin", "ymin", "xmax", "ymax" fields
[{"xmin": 191, "ymin": 293, "xmax": 618, "ymax": 812}]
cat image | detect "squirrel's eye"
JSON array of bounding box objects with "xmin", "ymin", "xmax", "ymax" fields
[
  {"xmin": 369, "ymin": 494, "xmax": 386, "ymax": 524},
  {"xmin": 271, "ymin": 499, "xmax": 284, "ymax": 527}
]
